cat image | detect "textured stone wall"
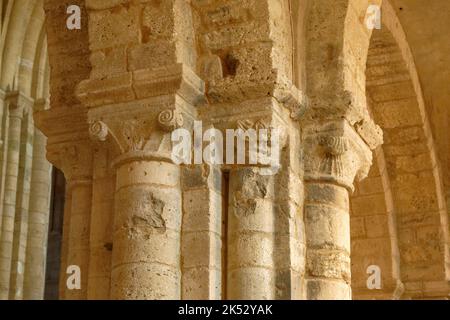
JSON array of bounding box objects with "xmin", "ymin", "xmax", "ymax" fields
[{"xmin": 351, "ymin": 149, "xmax": 402, "ymax": 299}]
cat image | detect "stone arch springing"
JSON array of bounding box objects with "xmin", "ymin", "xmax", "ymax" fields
[{"xmin": 305, "ymin": 0, "xmax": 382, "ymax": 125}]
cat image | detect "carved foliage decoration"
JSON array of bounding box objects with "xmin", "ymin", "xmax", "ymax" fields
[
  {"xmin": 122, "ymin": 119, "xmax": 147, "ymax": 152},
  {"xmin": 89, "ymin": 110, "xmax": 184, "ymax": 156},
  {"xmin": 318, "ymin": 136, "xmax": 349, "ymax": 179},
  {"xmin": 158, "ymin": 109, "xmax": 184, "ymax": 132},
  {"xmin": 237, "ymin": 119, "xmax": 269, "ymax": 131},
  {"xmin": 304, "ymin": 121, "xmax": 374, "ymax": 191}
]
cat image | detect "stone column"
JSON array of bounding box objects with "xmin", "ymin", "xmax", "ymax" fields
[
  {"xmin": 42, "ymin": 141, "xmax": 93, "ymax": 301},
  {"xmin": 192, "ymin": 0, "xmax": 308, "ymax": 299},
  {"xmin": 227, "ymin": 167, "xmax": 275, "ymax": 300},
  {"xmin": 23, "ymin": 126, "xmax": 53, "ymax": 300},
  {"xmin": 35, "ymin": 107, "xmax": 93, "ymax": 300},
  {"xmin": 197, "ymin": 98, "xmax": 303, "ymax": 300},
  {"xmin": 58, "ymin": 182, "xmax": 72, "ymax": 300},
  {"xmin": 303, "ymin": 120, "xmax": 377, "ymax": 300},
  {"xmin": 9, "ymin": 109, "xmax": 34, "ymax": 300},
  {"xmin": 75, "ymin": 0, "xmax": 205, "ymax": 299},
  {"xmin": 57, "ymin": 143, "xmax": 93, "ymax": 300},
  {"xmin": 0, "ymin": 91, "xmax": 26, "ymax": 299},
  {"xmin": 0, "ymin": 89, "xmax": 8, "ymax": 236},
  {"xmin": 88, "ymin": 106, "xmax": 188, "ymax": 300},
  {"xmin": 41, "ymin": 142, "xmax": 93, "ymax": 301},
  {"xmin": 112, "ymin": 155, "xmax": 181, "ymax": 299},
  {"xmin": 181, "ymin": 164, "xmax": 223, "ymax": 300}
]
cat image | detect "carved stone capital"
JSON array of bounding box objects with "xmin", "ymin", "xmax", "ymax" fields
[
  {"xmin": 304, "ymin": 120, "xmax": 373, "ymax": 192},
  {"xmin": 34, "ymin": 106, "xmax": 94, "ymax": 182},
  {"xmin": 87, "ymin": 97, "xmax": 187, "ymax": 167}
]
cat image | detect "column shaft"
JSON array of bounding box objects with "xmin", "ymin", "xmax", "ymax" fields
[
  {"xmin": 305, "ymin": 182, "xmax": 351, "ymax": 300},
  {"xmin": 58, "ymin": 183, "xmax": 72, "ymax": 300},
  {"xmin": 110, "ymin": 160, "xmax": 182, "ymax": 300},
  {"xmin": 0, "ymin": 96, "xmax": 8, "ymax": 236},
  {"xmin": 227, "ymin": 167, "xmax": 275, "ymax": 300},
  {"xmin": 23, "ymin": 129, "xmax": 52, "ymax": 300},
  {"xmin": 65, "ymin": 180, "xmax": 92, "ymax": 300},
  {"xmin": 181, "ymin": 165, "xmax": 222, "ymax": 300},
  {"xmin": 0, "ymin": 108, "xmax": 23, "ymax": 299},
  {"xmin": 9, "ymin": 112, "xmax": 34, "ymax": 299}
]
